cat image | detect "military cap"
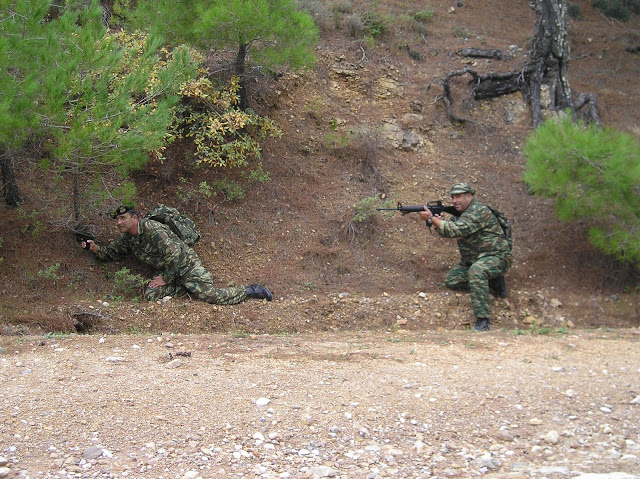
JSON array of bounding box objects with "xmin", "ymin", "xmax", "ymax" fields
[
  {"xmin": 446, "ymin": 182, "xmax": 475, "ymax": 195},
  {"xmin": 110, "ymin": 204, "xmax": 137, "ymax": 219}
]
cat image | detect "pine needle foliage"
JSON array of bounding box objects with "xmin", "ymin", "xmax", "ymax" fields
[
  {"xmin": 1, "ymin": 1, "xmax": 200, "ymax": 224},
  {"xmin": 524, "ymin": 115, "xmax": 640, "ymax": 267},
  {"xmin": 129, "ymin": 0, "xmax": 318, "ymax": 107}
]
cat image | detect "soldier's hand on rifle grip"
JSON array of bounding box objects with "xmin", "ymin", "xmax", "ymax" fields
[
  {"xmin": 82, "ymin": 240, "xmax": 97, "ymax": 253},
  {"xmin": 417, "ymin": 206, "xmax": 433, "ymax": 222}
]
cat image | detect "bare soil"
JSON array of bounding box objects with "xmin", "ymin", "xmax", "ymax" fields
[{"xmin": 0, "ymin": 1, "xmax": 639, "ymax": 477}]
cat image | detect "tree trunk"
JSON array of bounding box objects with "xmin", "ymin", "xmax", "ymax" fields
[
  {"xmin": 235, "ymin": 43, "xmax": 249, "ymax": 110},
  {"xmin": 439, "ymin": 0, "xmax": 599, "ymax": 127},
  {"xmin": 0, "ymin": 147, "xmax": 22, "ymax": 207},
  {"xmin": 529, "ymin": 0, "xmax": 573, "ymax": 126}
]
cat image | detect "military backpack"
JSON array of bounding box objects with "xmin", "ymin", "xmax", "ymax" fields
[
  {"xmin": 488, "ymin": 206, "xmax": 512, "ymax": 251},
  {"xmin": 144, "ymin": 204, "xmax": 201, "ymax": 246}
]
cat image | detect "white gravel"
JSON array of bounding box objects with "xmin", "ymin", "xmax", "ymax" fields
[{"xmin": 1, "ymin": 329, "xmax": 639, "ymax": 479}]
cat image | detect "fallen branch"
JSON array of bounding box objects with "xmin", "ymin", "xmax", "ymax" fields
[{"xmin": 458, "ymin": 48, "xmax": 507, "ymax": 60}]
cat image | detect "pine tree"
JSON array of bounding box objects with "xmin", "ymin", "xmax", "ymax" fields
[
  {"xmin": 0, "ymin": 0, "xmax": 50, "ymax": 206},
  {"xmin": 130, "ymin": 0, "xmax": 318, "ymax": 109},
  {"xmin": 0, "ymin": 1, "xmax": 199, "ymax": 223},
  {"xmin": 524, "ymin": 115, "xmax": 640, "ymax": 267}
]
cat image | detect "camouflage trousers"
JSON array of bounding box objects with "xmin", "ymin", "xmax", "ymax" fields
[
  {"xmin": 444, "ymin": 255, "xmax": 511, "ymax": 319},
  {"xmin": 144, "ymin": 262, "xmax": 247, "ymax": 305}
]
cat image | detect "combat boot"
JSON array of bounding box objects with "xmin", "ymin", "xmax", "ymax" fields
[
  {"xmin": 489, "ymin": 275, "xmax": 507, "ymax": 298},
  {"xmin": 245, "ymin": 284, "xmax": 273, "ymax": 301},
  {"xmin": 473, "ymin": 318, "xmax": 490, "ymax": 331}
]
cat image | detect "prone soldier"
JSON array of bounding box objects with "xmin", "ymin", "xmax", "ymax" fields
[{"xmin": 80, "ymin": 205, "xmax": 272, "ymax": 304}]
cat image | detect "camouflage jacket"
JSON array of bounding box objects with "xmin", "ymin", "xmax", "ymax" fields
[
  {"xmin": 435, "ymin": 199, "xmax": 512, "ymax": 264},
  {"xmin": 95, "ymin": 219, "xmax": 198, "ymax": 284}
]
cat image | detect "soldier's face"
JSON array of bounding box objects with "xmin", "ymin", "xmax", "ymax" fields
[
  {"xmin": 451, "ymin": 193, "xmax": 472, "ymax": 212},
  {"xmin": 115, "ymin": 213, "xmax": 138, "ymax": 234}
]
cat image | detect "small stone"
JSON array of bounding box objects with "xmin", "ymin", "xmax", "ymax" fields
[
  {"xmin": 496, "ymin": 429, "xmax": 515, "ymax": 441},
  {"xmin": 630, "ymin": 395, "xmax": 640, "ymax": 405},
  {"xmin": 306, "ymin": 465, "xmax": 339, "ymax": 477},
  {"xmin": 600, "ymin": 406, "xmax": 613, "ymax": 413},
  {"xmin": 529, "ymin": 418, "xmax": 543, "ymax": 425},
  {"xmin": 256, "ymin": 397, "xmax": 270, "ymax": 406},
  {"xmin": 0, "ymin": 467, "xmax": 10, "ymax": 478},
  {"xmin": 165, "ymin": 359, "xmax": 182, "ymax": 369},
  {"xmin": 83, "ymin": 446, "xmax": 103, "ymax": 460},
  {"xmin": 544, "ymin": 430, "xmax": 560, "ymax": 444}
]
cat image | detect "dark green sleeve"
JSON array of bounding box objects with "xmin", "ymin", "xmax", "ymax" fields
[
  {"xmin": 95, "ymin": 235, "xmax": 132, "ymax": 262},
  {"xmin": 437, "ymin": 207, "xmax": 488, "ymax": 238}
]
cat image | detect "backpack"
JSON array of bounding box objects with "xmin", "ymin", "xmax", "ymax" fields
[
  {"xmin": 488, "ymin": 206, "xmax": 512, "ymax": 251},
  {"xmin": 144, "ymin": 204, "xmax": 201, "ymax": 246}
]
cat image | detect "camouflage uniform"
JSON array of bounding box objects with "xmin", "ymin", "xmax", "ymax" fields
[
  {"xmin": 95, "ymin": 218, "xmax": 247, "ymax": 304},
  {"xmin": 435, "ymin": 199, "xmax": 512, "ymax": 319}
]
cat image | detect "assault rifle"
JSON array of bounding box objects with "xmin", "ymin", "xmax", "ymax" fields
[
  {"xmin": 74, "ymin": 231, "xmax": 95, "ymax": 250},
  {"xmin": 377, "ymin": 200, "xmax": 460, "ymax": 227}
]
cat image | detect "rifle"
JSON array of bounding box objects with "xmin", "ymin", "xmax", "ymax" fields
[
  {"xmin": 74, "ymin": 231, "xmax": 95, "ymax": 250},
  {"xmin": 377, "ymin": 200, "xmax": 460, "ymax": 227}
]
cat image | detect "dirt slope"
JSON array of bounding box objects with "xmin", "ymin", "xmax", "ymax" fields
[{"xmin": 0, "ymin": 0, "xmax": 639, "ymax": 333}]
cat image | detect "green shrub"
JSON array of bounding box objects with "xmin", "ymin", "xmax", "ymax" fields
[
  {"xmin": 37, "ymin": 263, "xmax": 61, "ymax": 282},
  {"xmin": 211, "ymin": 178, "xmax": 245, "ymax": 201},
  {"xmin": 112, "ymin": 267, "xmax": 145, "ymax": 299},
  {"xmin": 331, "ymin": 0, "xmax": 352, "ymax": 14},
  {"xmin": 414, "ymin": 9, "xmax": 435, "ymax": 22},
  {"xmin": 243, "ymin": 162, "xmax": 271, "ymax": 183},
  {"xmin": 297, "ymin": 0, "xmax": 334, "ymax": 31},
  {"xmin": 592, "ymin": 0, "xmax": 639, "ymax": 20},
  {"xmin": 567, "ymin": 2, "xmax": 582, "ymax": 19},
  {"xmin": 344, "ymin": 13, "xmax": 364, "ymax": 37},
  {"xmin": 524, "ymin": 115, "xmax": 640, "ymax": 267},
  {"xmin": 353, "ymin": 196, "xmax": 394, "ymax": 223},
  {"xmin": 362, "ymin": 11, "xmax": 388, "ymax": 38}
]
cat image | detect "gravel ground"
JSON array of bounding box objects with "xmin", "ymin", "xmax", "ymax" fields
[{"xmin": 1, "ymin": 328, "xmax": 640, "ymax": 479}]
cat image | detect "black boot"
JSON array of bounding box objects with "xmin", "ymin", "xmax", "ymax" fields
[
  {"xmin": 489, "ymin": 276, "xmax": 507, "ymax": 298},
  {"xmin": 473, "ymin": 318, "xmax": 490, "ymax": 331},
  {"xmin": 245, "ymin": 284, "xmax": 273, "ymax": 301}
]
